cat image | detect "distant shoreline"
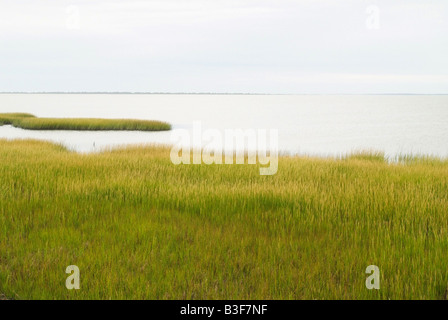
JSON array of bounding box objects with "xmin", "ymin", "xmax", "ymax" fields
[{"xmin": 0, "ymin": 92, "xmax": 447, "ymax": 95}]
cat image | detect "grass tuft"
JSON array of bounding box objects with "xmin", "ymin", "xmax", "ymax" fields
[{"xmin": 345, "ymin": 150, "xmax": 386, "ymax": 162}]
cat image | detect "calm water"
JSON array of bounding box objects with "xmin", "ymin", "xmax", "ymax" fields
[{"xmin": 0, "ymin": 94, "xmax": 447, "ymax": 157}]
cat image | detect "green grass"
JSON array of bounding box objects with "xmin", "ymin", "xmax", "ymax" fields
[
  {"xmin": 0, "ymin": 113, "xmax": 171, "ymax": 131},
  {"xmin": 0, "ymin": 140, "xmax": 448, "ymax": 300}
]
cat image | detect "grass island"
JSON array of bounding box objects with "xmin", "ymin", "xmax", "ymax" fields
[{"xmin": 0, "ymin": 113, "xmax": 171, "ymax": 131}]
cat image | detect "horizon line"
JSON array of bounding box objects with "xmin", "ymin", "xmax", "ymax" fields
[{"xmin": 0, "ymin": 92, "xmax": 447, "ymax": 96}]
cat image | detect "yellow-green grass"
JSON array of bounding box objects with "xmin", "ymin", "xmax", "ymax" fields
[
  {"xmin": 0, "ymin": 113, "xmax": 171, "ymax": 131},
  {"xmin": 0, "ymin": 113, "xmax": 35, "ymax": 126},
  {"xmin": 0, "ymin": 139, "xmax": 448, "ymax": 300}
]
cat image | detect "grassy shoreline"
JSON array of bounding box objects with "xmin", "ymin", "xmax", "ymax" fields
[
  {"xmin": 0, "ymin": 113, "xmax": 171, "ymax": 131},
  {"xmin": 0, "ymin": 139, "xmax": 447, "ymax": 299}
]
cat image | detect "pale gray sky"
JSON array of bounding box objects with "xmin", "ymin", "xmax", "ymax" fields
[{"xmin": 0, "ymin": 0, "xmax": 447, "ymax": 93}]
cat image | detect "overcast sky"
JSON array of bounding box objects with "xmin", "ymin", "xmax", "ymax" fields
[{"xmin": 0, "ymin": 0, "xmax": 447, "ymax": 93}]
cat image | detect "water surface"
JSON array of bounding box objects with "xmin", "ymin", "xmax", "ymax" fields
[{"xmin": 0, "ymin": 94, "xmax": 447, "ymax": 157}]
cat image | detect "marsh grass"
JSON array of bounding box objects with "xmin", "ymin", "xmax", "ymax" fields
[
  {"xmin": 344, "ymin": 150, "xmax": 386, "ymax": 162},
  {"xmin": 0, "ymin": 140, "xmax": 448, "ymax": 299},
  {"xmin": 0, "ymin": 113, "xmax": 35, "ymax": 125},
  {"xmin": 0, "ymin": 113, "xmax": 171, "ymax": 131}
]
